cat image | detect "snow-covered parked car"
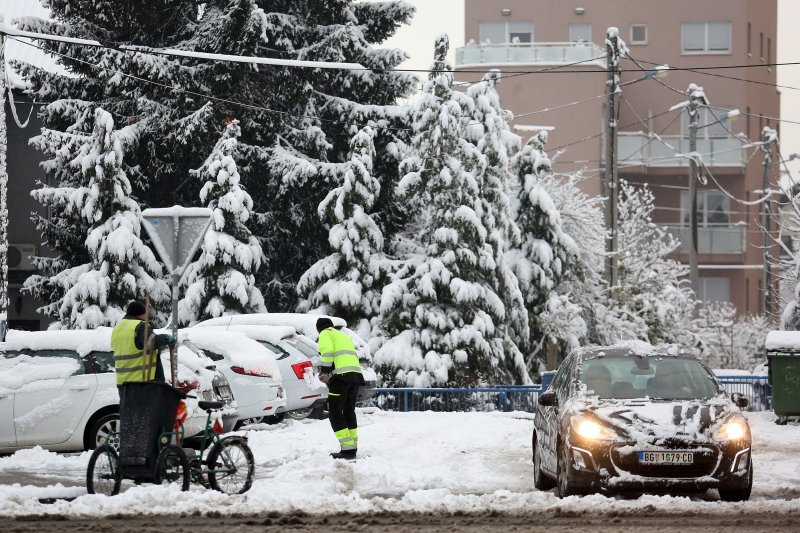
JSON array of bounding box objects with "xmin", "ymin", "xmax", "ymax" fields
[
  {"xmin": 180, "ymin": 328, "xmax": 285, "ymax": 426},
  {"xmin": 190, "ymin": 324, "xmax": 328, "ymax": 422},
  {"xmin": 533, "ymin": 343, "xmax": 753, "ymax": 501},
  {"xmin": 0, "ymin": 329, "xmax": 237, "ymax": 454},
  {"xmin": 195, "ymin": 313, "xmax": 378, "ymax": 405}
]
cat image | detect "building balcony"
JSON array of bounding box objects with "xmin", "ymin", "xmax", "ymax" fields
[
  {"xmin": 663, "ymin": 226, "xmax": 746, "ymax": 254},
  {"xmin": 455, "ymin": 42, "xmax": 606, "ymax": 67},
  {"xmin": 618, "ymin": 133, "xmax": 747, "ymax": 168}
]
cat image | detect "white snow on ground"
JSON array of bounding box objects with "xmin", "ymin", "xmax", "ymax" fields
[{"xmin": 1, "ymin": 410, "xmax": 800, "ymax": 516}]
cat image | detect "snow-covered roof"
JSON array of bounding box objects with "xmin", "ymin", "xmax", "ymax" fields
[{"xmin": 765, "ymin": 330, "xmax": 800, "ymax": 351}]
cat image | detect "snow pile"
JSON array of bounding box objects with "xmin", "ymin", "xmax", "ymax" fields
[{"xmin": 765, "ymin": 330, "xmax": 800, "ymax": 351}]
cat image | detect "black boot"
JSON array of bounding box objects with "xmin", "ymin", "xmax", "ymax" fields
[{"xmin": 330, "ymin": 449, "xmax": 357, "ymax": 460}]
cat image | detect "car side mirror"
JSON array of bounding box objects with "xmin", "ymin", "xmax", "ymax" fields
[
  {"xmin": 538, "ymin": 389, "xmax": 558, "ymax": 407},
  {"xmin": 731, "ymin": 392, "xmax": 749, "ymax": 409}
]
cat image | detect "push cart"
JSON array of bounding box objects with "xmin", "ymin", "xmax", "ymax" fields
[{"xmin": 86, "ymin": 381, "xmax": 255, "ymax": 495}]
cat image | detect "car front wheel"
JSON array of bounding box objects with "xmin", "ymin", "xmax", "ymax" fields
[
  {"xmin": 556, "ymin": 442, "xmax": 578, "ymax": 498},
  {"xmin": 719, "ymin": 460, "xmax": 753, "ymax": 502},
  {"xmin": 533, "ymin": 433, "xmax": 555, "ymax": 491}
]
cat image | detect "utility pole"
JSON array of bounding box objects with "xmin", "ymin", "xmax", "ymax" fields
[
  {"xmin": 684, "ymin": 84, "xmax": 708, "ymax": 300},
  {"xmin": 0, "ymin": 28, "xmax": 8, "ymax": 341},
  {"xmin": 604, "ymin": 28, "xmax": 622, "ymax": 288},
  {"xmin": 762, "ymin": 127, "xmax": 778, "ymax": 316}
]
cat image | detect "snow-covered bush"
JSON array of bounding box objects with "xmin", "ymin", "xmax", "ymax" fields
[
  {"xmin": 375, "ymin": 35, "xmax": 527, "ymax": 387},
  {"xmin": 179, "ymin": 121, "xmax": 266, "ymax": 325},
  {"xmin": 297, "ymin": 125, "xmax": 388, "ymax": 335},
  {"xmin": 692, "ymin": 302, "xmax": 769, "ymax": 369}
]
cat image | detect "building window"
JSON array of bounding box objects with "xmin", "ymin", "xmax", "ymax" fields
[
  {"xmin": 570, "ymin": 23, "xmax": 592, "ymax": 43},
  {"xmin": 682, "ymin": 22, "xmax": 731, "ymax": 53},
  {"xmin": 768, "ymin": 37, "xmax": 772, "ymax": 67},
  {"xmin": 747, "ymin": 23, "xmax": 751, "ymax": 55},
  {"xmin": 479, "ymin": 21, "xmax": 533, "ymax": 44},
  {"xmin": 630, "ymin": 24, "xmax": 648, "ymax": 45},
  {"xmin": 681, "ymin": 190, "xmax": 731, "ymax": 227},
  {"xmin": 681, "ymin": 107, "xmax": 733, "ymax": 138},
  {"xmin": 760, "ymin": 31, "xmax": 764, "ymax": 59},
  {"xmin": 699, "ymin": 277, "xmax": 731, "ymax": 304}
]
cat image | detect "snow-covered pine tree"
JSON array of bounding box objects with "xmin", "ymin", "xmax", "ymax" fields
[
  {"xmin": 464, "ymin": 71, "xmax": 530, "ymax": 365},
  {"xmin": 58, "ymin": 108, "xmax": 167, "ymax": 328},
  {"xmin": 16, "ymin": 1, "xmax": 417, "ymax": 314},
  {"xmin": 179, "ymin": 121, "xmax": 265, "ymax": 325},
  {"xmin": 375, "ymin": 34, "xmax": 526, "ymax": 387},
  {"xmin": 296, "ymin": 125, "xmax": 387, "ymax": 334},
  {"xmin": 508, "ymin": 131, "xmax": 579, "ymax": 364},
  {"xmin": 23, "ymin": 102, "xmax": 97, "ymax": 320}
]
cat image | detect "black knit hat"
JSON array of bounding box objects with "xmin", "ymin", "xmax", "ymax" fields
[
  {"xmin": 126, "ymin": 301, "xmax": 146, "ymax": 317},
  {"xmin": 316, "ymin": 317, "xmax": 334, "ymax": 333}
]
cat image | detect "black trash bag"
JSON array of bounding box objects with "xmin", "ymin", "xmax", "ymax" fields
[{"xmin": 118, "ymin": 381, "xmax": 186, "ymax": 480}]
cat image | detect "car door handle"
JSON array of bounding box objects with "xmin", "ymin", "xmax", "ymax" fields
[{"xmin": 69, "ymin": 384, "xmax": 90, "ymax": 391}]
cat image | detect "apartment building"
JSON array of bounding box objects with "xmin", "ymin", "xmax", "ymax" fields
[{"xmin": 456, "ymin": 0, "xmax": 780, "ymax": 316}]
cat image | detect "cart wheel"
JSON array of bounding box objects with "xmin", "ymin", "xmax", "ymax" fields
[
  {"xmin": 86, "ymin": 444, "xmax": 121, "ymax": 496},
  {"xmin": 207, "ymin": 437, "xmax": 255, "ymax": 494},
  {"xmin": 154, "ymin": 444, "xmax": 190, "ymax": 491},
  {"xmin": 776, "ymin": 416, "xmax": 789, "ymax": 425}
]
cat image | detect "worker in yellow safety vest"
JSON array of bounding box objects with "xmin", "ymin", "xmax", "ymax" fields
[
  {"xmin": 316, "ymin": 317, "xmax": 365, "ymax": 460},
  {"xmin": 111, "ymin": 301, "xmax": 175, "ymax": 412}
]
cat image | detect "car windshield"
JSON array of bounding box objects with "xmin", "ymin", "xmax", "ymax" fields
[{"xmin": 578, "ymin": 356, "xmax": 719, "ymax": 400}]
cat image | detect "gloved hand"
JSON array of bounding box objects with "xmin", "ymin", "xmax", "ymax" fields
[
  {"xmin": 166, "ymin": 332, "xmax": 176, "ymax": 345},
  {"xmin": 319, "ymin": 372, "xmax": 330, "ymax": 385}
]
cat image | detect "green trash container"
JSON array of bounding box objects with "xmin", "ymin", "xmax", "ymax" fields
[{"xmin": 767, "ymin": 350, "xmax": 800, "ymax": 423}]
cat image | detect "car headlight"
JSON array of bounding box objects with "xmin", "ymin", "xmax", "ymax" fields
[
  {"xmin": 571, "ymin": 416, "xmax": 616, "ymax": 440},
  {"xmin": 713, "ymin": 415, "xmax": 750, "ymax": 442}
]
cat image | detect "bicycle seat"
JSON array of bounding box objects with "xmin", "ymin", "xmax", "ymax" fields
[{"xmin": 198, "ymin": 400, "xmax": 225, "ymax": 411}]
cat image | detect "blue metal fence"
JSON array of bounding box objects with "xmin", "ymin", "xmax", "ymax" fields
[{"xmin": 374, "ymin": 376, "xmax": 771, "ymax": 413}]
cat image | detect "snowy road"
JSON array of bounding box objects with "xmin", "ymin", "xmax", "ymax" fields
[{"xmin": 1, "ymin": 410, "xmax": 800, "ymax": 518}]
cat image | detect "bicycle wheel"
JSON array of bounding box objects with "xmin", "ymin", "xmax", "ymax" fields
[
  {"xmin": 207, "ymin": 437, "xmax": 255, "ymax": 494},
  {"xmin": 154, "ymin": 444, "xmax": 190, "ymax": 491},
  {"xmin": 86, "ymin": 444, "xmax": 121, "ymax": 496}
]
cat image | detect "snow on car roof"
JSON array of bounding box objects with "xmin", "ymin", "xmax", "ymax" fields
[
  {"xmin": 712, "ymin": 368, "xmax": 754, "ymax": 376},
  {"xmin": 3, "ymin": 328, "xmax": 113, "ymax": 355},
  {"xmin": 765, "ymin": 330, "xmax": 800, "ymax": 350},
  {"xmin": 195, "ymin": 313, "xmax": 346, "ymax": 339},
  {"xmin": 181, "ymin": 329, "xmax": 280, "ymax": 378},
  {"xmin": 576, "ymin": 341, "xmax": 691, "ymax": 359},
  {"xmin": 191, "ymin": 324, "xmax": 296, "ymax": 344}
]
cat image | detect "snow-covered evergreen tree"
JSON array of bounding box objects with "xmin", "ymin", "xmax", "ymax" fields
[
  {"xmin": 179, "ymin": 121, "xmax": 265, "ymax": 325},
  {"xmin": 465, "ymin": 72, "xmax": 530, "ymax": 360},
  {"xmin": 58, "ymin": 108, "xmax": 167, "ymax": 328},
  {"xmin": 16, "ymin": 0, "xmax": 417, "ymax": 313},
  {"xmin": 375, "ymin": 34, "xmax": 527, "ymax": 387},
  {"xmin": 296, "ymin": 125, "xmax": 387, "ymax": 333},
  {"xmin": 508, "ymin": 131, "xmax": 579, "ymax": 364}
]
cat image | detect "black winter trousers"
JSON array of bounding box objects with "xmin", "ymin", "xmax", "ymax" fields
[{"xmin": 327, "ymin": 372, "xmax": 364, "ymax": 450}]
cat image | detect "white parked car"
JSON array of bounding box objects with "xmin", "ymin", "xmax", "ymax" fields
[
  {"xmin": 192, "ymin": 324, "xmax": 328, "ymax": 422},
  {"xmin": 195, "ymin": 313, "xmax": 378, "ymax": 407},
  {"xmin": 180, "ymin": 329, "xmax": 285, "ymax": 426},
  {"xmin": 0, "ymin": 329, "xmax": 237, "ymax": 453}
]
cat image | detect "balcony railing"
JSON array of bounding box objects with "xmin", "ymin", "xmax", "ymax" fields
[
  {"xmin": 618, "ymin": 133, "xmax": 747, "ymax": 167},
  {"xmin": 455, "ymin": 42, "xmax": 606, "ymax": 67},
  {"xmin": 664, "ymin": 226, "xmax": 746, "ymax": 254}
]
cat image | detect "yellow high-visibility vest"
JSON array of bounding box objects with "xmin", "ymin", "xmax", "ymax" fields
[
  {"xmin": 318, "ymin": 327, "xmax": 362, "ymax": 375},
  {"xmin": 111, "ymin": 318, "xmax": 159, "ymax": 385}
]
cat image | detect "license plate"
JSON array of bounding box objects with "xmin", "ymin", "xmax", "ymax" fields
[
  {"xmin": 217, "ymin": 385, "xmax": 232, "ymax": 399},
  {"xmin": 638, "ymin": 451, "xmax": 694, "ymax": 465}
]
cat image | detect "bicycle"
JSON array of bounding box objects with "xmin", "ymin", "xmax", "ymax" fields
[{"xmin": 86, "ymin": 400, "xmax": 255, "ymax": 496}]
